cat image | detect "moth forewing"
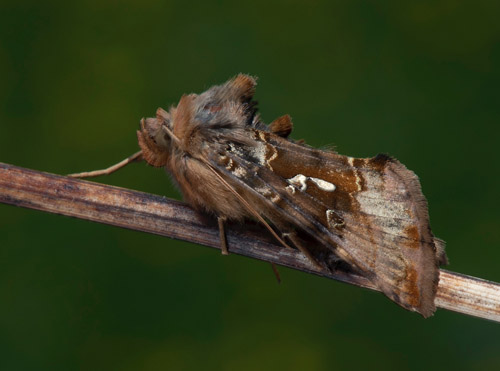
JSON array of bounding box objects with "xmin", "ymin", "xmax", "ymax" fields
[{"xmin": 207, "ymin": 128, "xmax": 440, "ymax": 316}]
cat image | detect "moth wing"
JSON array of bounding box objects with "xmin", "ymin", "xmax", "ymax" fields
[{"xmin": 210, "ymin": 130, "xmax": 443, "ymax": 317}]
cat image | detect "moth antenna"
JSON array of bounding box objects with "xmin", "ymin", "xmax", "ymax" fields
[
  {"xmin": 161, "ymin": 125, "xmax": 182, "ymax": 148},
  {"xmin": 200, "ymin": 157, "xmax": 295, "ymax": 252},
  {"xmin": 68, "ymin": 150, "xmax": 143, "ymax": 178}
]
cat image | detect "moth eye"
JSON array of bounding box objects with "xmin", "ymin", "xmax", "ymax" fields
[{"xmin": 139, "ymin": 117, "xmax": 171, "ymax": 150}]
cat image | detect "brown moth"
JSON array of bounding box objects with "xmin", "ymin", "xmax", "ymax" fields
[{"xmin": 73, "ymin": 74, "xmax": 447, "ymax": 317}]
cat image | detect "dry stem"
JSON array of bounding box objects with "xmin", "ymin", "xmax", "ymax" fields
[{"xmin": 1, "ymin": 162, "xmax": 499, "ymax": 322}]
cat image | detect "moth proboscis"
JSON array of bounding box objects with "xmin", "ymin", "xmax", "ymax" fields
[{"xmin": 70, "ymin": 74, "xmax": 447, "ymax": 318}]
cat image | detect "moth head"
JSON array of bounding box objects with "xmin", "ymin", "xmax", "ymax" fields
[{"xmin": 136, "ymin": 107, "xmax": 173, "ymax": 167}]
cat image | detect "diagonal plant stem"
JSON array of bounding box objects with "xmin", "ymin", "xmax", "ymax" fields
[{"xmin": 1, "ymin": 162, "xmax": 499, "ymax": 322}]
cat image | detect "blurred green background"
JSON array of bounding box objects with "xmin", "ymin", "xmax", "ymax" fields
[{"xmin": 1, "ymin": 1, "xmax": 499, "ymax": 370}]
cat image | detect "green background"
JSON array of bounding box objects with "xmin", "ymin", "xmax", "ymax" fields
[{"xmin": 1, "ymin": 1, "xmax": 499, "ymax": 370}]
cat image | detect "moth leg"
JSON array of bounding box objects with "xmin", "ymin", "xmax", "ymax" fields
[
  {"xmin": 283, "ymin": 231, "xmax": 322, "ymax": 271},
  {"xmin": 68, "ymin": 150, "xmax": 143, "ymax": 178},
  {"xmin": 218, "ymin": 213, "xmax": 280, "ymax": 281},
  {"xmin": 218, "ymin": 216, "xmax": 229, "ymax": 255},
  {"xmin": 270, "ymin": 263, "xmax": 281, "ymax": 283}
]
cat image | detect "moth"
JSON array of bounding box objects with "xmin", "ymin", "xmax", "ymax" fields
[{"xmin": 71, "ymin": 74, "xmax": 447, "ymax": 317}]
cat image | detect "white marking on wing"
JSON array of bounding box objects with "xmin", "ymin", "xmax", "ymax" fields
[
  {"xmin": 271, "ymin": 194, "xmax": 281, "ymax": 203},
  {"xmin": 326, "ymin": 209, "xmax": 344, "ymax": 229},
  {"xmin": 287, "ymin": 174, "xmax": 308, "ymax": 191},
  {"xmin": 251, "ymin": 139, "xmax": 267, "ymax": 166},
  {"xmin": 233, "ymin": 165, "xmax": 247, "ymax": 177},
  {"xmin": 256, "ymin": 186, "xmax": 272, "ymax": 197},
  {"xmin": 266, "ymin": 144, "xmax": 278, "ymax": 170},
  {"xmin": 286, "ymin": 185, "xmax": 296, "ymax": 194},
  {"xmin": 309, "ymin": 177, "xmax": 336, "ymax": 192},
  {"xmin": 287, "ymin": 174, "xmax": 336, "ymax": 193},
  {"xmin": 348, "ymin": 157, "xmax": 362, "ymax": 192}
]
